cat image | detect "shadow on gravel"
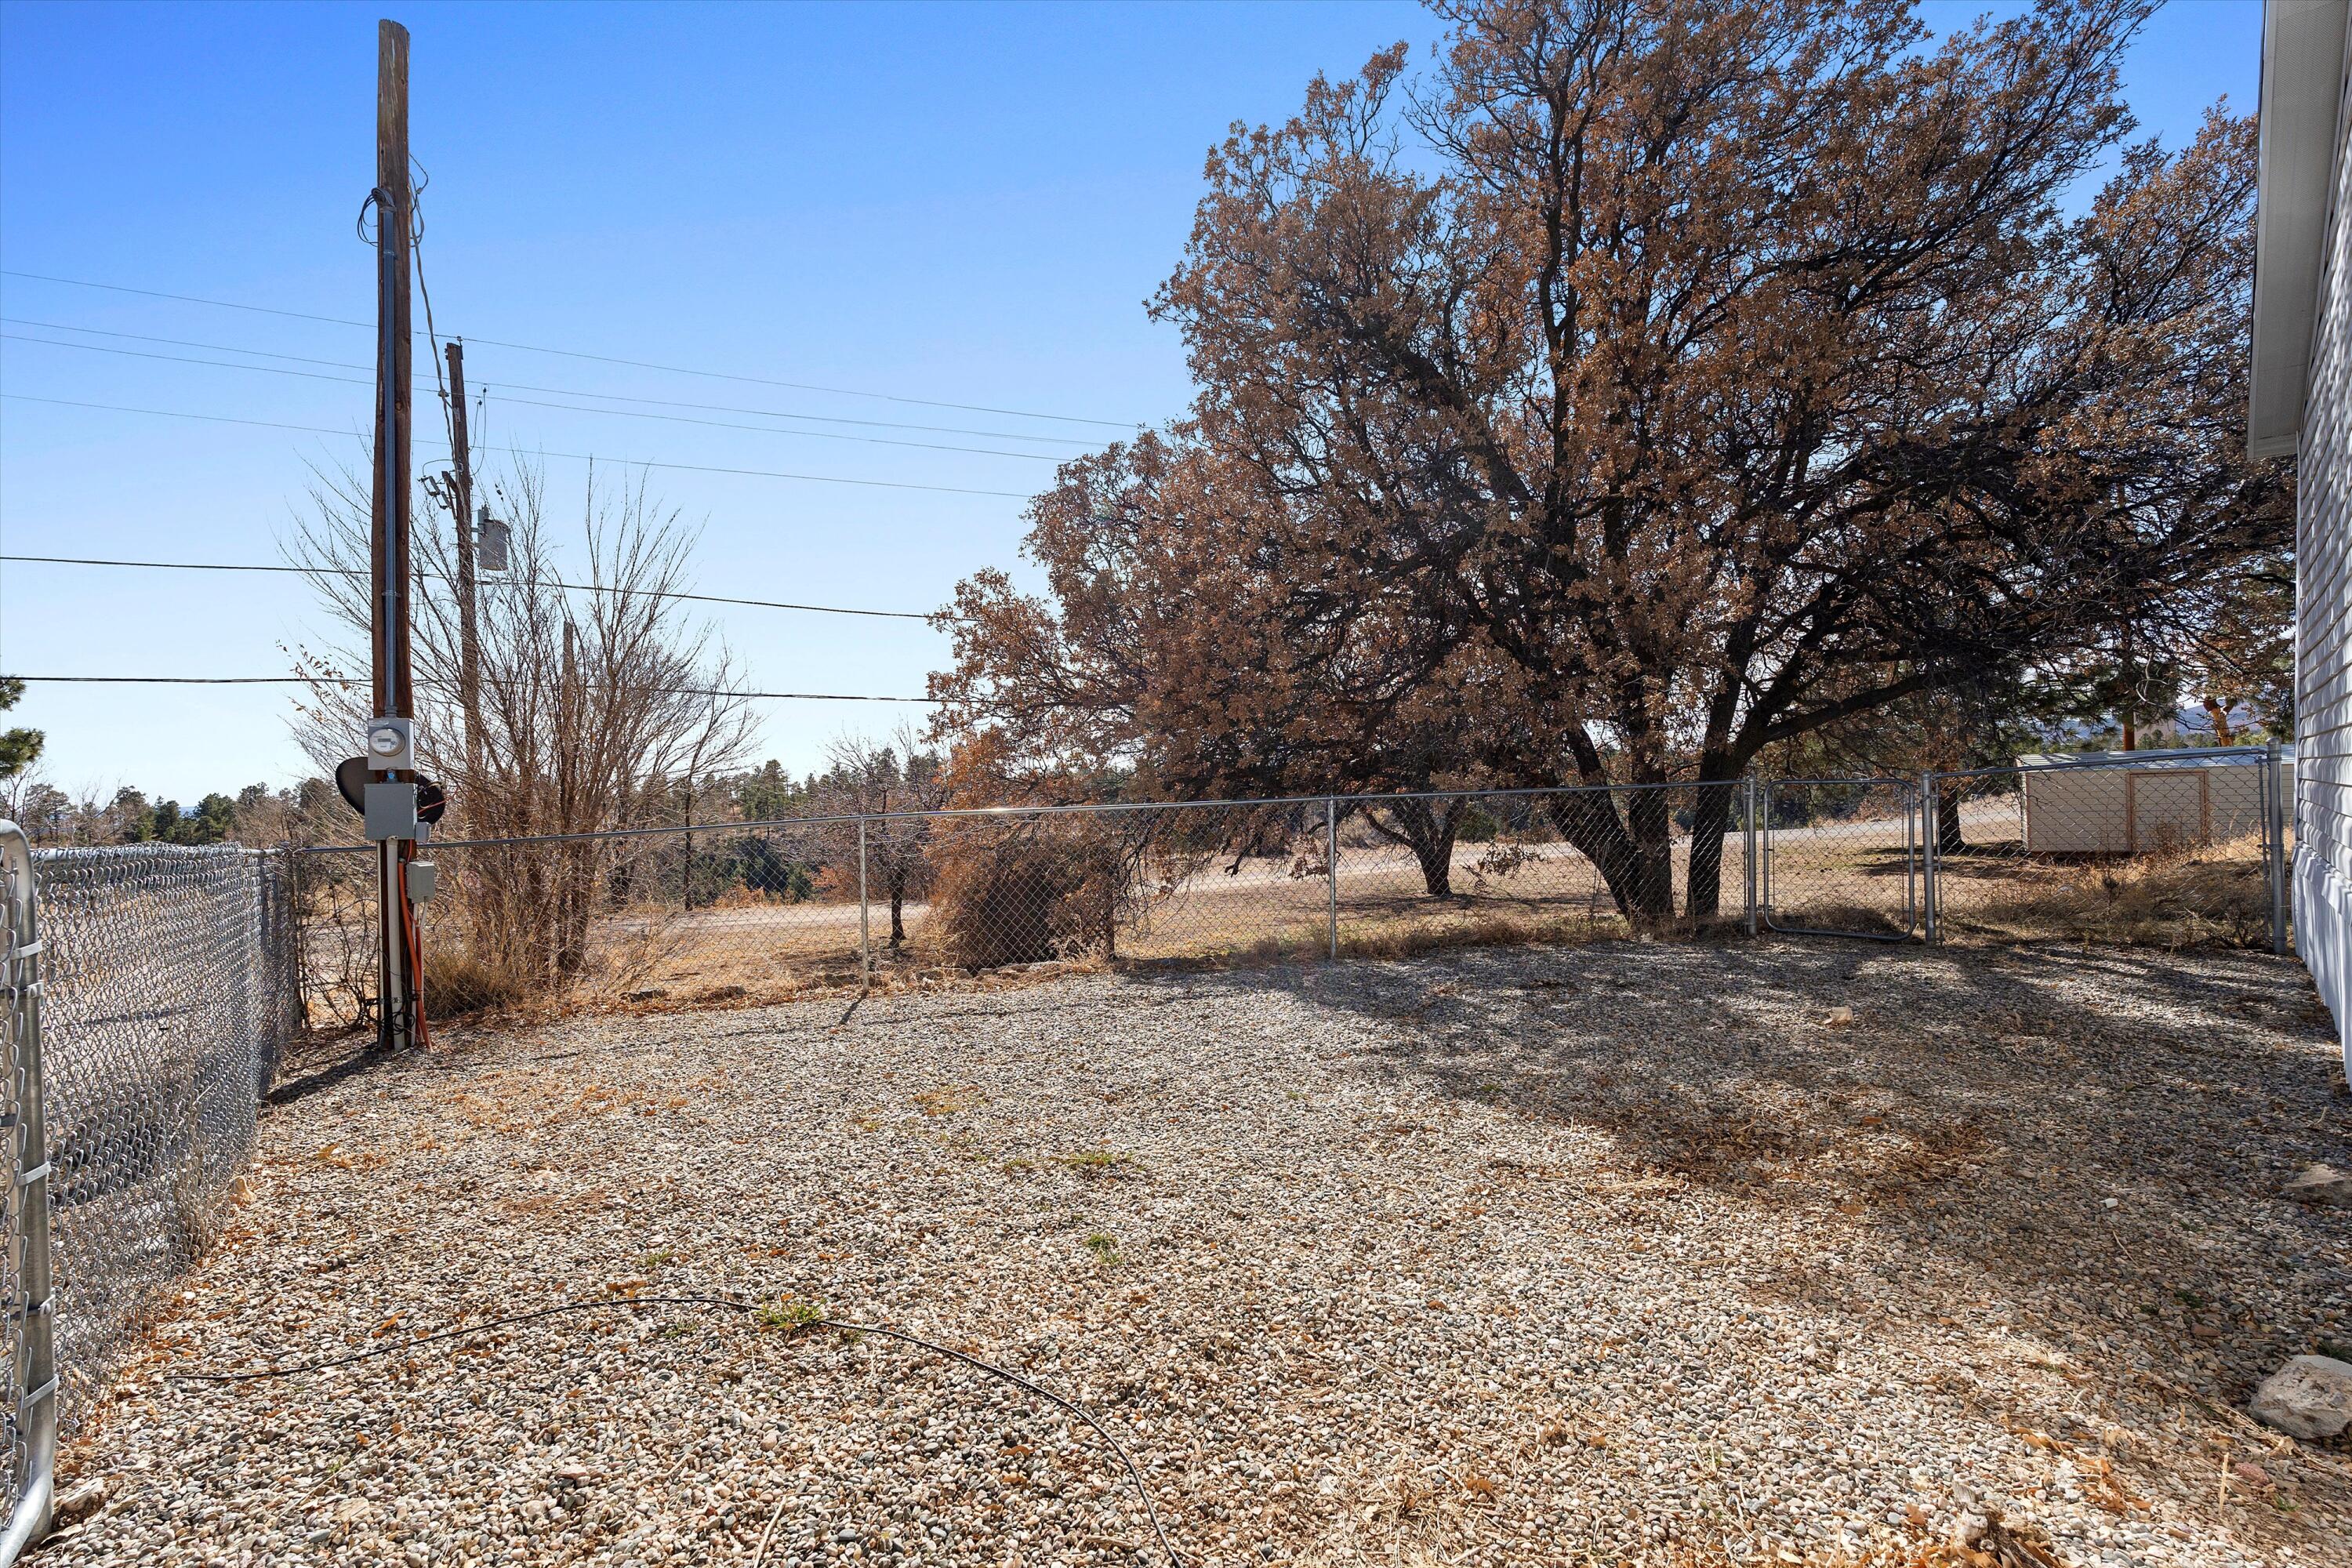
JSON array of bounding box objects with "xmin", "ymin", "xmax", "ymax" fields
[
  {"xmin": 266, "ymin": 1033, "xmax": 408, "ymax": 1107},
  {"xmin": 1121, "ymin": 939, "xmax": 2350, "ymax": 1446}
]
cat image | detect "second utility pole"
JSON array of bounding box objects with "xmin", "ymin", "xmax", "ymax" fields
[
  {"xmin": 445, "ymin": 339, "xmax": 483, "ymax": 793},
  {"xmin": 370, "ymin": 17, "xmax": 416, "ymax": 1051}
]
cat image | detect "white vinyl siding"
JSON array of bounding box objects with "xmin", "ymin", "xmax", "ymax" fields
[{"xmin": 2296, "ymin": 27, "xmax": 2352, "ymax": 1071}]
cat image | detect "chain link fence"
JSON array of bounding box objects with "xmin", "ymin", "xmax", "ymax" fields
[
  {"xmin": 1924, "ymin": 748, "xmax": 2289, "ymax": 949},
  {"xmin": 278, "ymin": 755, "xmax": 2289, "ymax": 1024},
  {"xmin": 292, "ymin": 784, "xmax": 1768, "ymax": 1014},
  {"xmin": 0, "ymin": 838, "xmax": 299, "ymax": 1552}
]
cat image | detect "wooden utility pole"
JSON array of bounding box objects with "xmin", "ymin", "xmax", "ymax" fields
[
  {"xmin": 445, "ymin": 339, "xmax": 483, "ymax": 794},
  {"xmin": 370, "ymin": 17, "xmax": 416, "ymax": 1050}
]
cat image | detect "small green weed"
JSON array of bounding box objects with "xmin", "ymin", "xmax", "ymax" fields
[
  {"xmin": 1057, "ymin": 1148, "xmax": 1137, "ymax": 1178},
  {"xmin": 1084, "ymin": 1232, "xmax": 1120, "ymax": 1269},
  {"xmin": 755, "ymin": 1296, "xmax": 826, "ymax": 1332}
]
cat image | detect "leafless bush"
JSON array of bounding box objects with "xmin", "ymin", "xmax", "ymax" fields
[
  {"xmin": 286, "ymin": 459, "xmax": 753, "ymax": 1000},
  {"xmin": 929, "ymin": 816, "xmax": 1140, "ymax": 969},
  {"xmin": 419, "ymin": 948, "xmax": 528, "ymax": 1018}
]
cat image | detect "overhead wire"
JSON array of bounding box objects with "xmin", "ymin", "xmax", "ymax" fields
[
  {"xmin": 0, "ymin": 554, "xmax": 938, "ymax": 622},
  {"xmin": 0, "ymin": 317, "xmax": 1098, "ymax": 445},
  {"xmin": 0, "ymin": 394, "xmax": 1034, "ymax": 498},
  {"xmin": 1, "ymin": 267, "xmax": 1138, "ymax": 430},
  {"xmin": 0, "ymin": 332, "xmax": 1069, "ymax": 461},
  {"xmin": 1, "ymin": 673, "xmax": 935, "ymax": 702}
]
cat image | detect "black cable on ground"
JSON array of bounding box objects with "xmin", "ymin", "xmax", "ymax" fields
[{"xmin": 166, "ymin": 1293, "xmax": 1181, "ymax": 1566}]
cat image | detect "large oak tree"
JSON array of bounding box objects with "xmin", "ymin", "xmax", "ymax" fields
[{"xmin": 935, "ymin": 0, "xmax": 2289, "ymax": 919}]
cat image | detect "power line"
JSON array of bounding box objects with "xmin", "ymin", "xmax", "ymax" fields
[
  {"xmin": 1, "ymin": 267, "xmax": 1136, "ymax": 430},
  {"xmin": 2, "ymin": 331, "xmax": 369, "ymax": 386},
  {"xmin": 0, "ymin": 553, "xmax": 938, "ymax": 622},
  {"xmin": 0, "ymin": 394, "xmax": 1035, "ymax": 498},
  {"xmin": 2, "ymin": 673, "xmax": 936, "ymax": 702},
  {"xmin": 3, "ymin": 317, "xmax": 368, "ymax": 371},
  {"xmin": 2, "ymin": 315, "xmax": 1099, "ymax": 445},
  {"xmin": 1, "ymin": 332, "xmax": 1070, "ymax": 461}
]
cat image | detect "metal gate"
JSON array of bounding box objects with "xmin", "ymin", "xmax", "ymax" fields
[{"xmin": 1761, "ymin": 779, "xmax": 1919, "ymax": 941}]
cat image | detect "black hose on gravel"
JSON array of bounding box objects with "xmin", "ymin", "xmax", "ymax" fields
[{"xmin": 167, "ymin": 1294, "xmax": 1182, "ymax": 1566}]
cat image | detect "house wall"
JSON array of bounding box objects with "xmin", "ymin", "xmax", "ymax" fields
[{"xmin": 2296, "ymin": 26, "xmax": 2352, "ymax": 1073}]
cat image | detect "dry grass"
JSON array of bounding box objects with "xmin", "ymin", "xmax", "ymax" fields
[
  {"xmin": 419, "ymin": 949, "xmax": 532, "ymax": 1019},
  {"xmin": 1940, "ymin": 834, "xmax": 2274, "ymax": 949},
  {"xmin": 313, "ymin": 821, "xmax": 2281, "ymax": 1033}
]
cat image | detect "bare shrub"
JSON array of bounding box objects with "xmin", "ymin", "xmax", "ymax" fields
[
  {"xmin": 287, "ymin": 460, "xmax": 753, "ymax": 1004},
  {"xmin": 930, "ymin": 828, "xmax": 1090, "ymax": 968},
  {"xmin": 422, "ymin": 949, "xmax": 528, "ymax": 1018},
  {"xmin": 928, "ymin": 817, "xmax": 1139, "ymax": 969}
]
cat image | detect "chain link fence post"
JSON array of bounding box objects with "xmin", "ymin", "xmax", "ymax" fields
[
  {"xmin": 1921, "ymin": 772, "xmax": 1940, "ymax": 946},
  {"xmin": 1744, "ymin": 775, "xmax": 1759, "ymax": 936},
  {"xmin": 2266, "ymin": 738, "xmax": 2288, "ymax": 956},
  {"xmin": 1325, "ymin": 798, "xmax": 1339, "ymax": 960},
  {"xmin": 857, "ymin": 817, "xmax": 873, "ymax": 990},
  {"xmin": 0, "ymin": 823, "xmax": 57, "ymax": 1561}
]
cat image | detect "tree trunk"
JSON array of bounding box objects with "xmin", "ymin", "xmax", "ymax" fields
[
  {"xmin": 1936, "ymin": 787, "xmax": 1967, "ymax": 855},
  {"xmin": 1412, "ymin": 829, "xmax": 1454, "ymax": 898},
  {"xmin": 1364, "ymin": 800, "xmax": 1460, "ymax": 898},
  {"xmin": 1547, "ymin": 789, "xmax": 1676, "ymax": 923},
  {"xmin": 1683, "ymin": 782, "xmax": 1735, "ymax": 920},
  {"xmin": 889, "ymin": 880, "xmax": 906, "ymax": 947}
]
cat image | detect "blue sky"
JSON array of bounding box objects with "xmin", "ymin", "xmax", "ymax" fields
[{"xmin": 0, "ymin": 0, "xmax": 2263, "ymax": 804}]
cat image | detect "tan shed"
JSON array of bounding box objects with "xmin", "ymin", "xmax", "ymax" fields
[{"xmin": 2015, "ymin": 752, "xmax": 2290, "ymax": 855}]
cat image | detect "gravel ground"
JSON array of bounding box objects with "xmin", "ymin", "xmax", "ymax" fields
[{"xmin": 31, "ymin": 938, "xmax": 2352, "ymax": 1567}]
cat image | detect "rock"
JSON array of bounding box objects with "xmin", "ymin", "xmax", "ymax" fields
[
  {"xmin": 52, "ymin": 1476, "xmax": 107, "ymax": 1526},
  {"xmin": 1821, "ymin": 1005, "xmax": 1854, "ymax": 1028},
  {"xmin": 2249, "ymin": 1354, "xmax": 2352, "ymax": 1439},
  {"xmin": 622, "ymin": 988, "xmax": 667, "ymax": 1003},
  {"xmin": 2281, "ymin": 1163, "xmax": 2352, "ymax": 1206}
]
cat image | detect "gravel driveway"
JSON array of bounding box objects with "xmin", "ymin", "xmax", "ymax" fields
[{"xmin": 34, "ymin": 938, "xmax": 2352, "ymax": 1567}]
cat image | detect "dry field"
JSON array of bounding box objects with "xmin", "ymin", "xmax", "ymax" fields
[
  {"xmin": 492, "ymin": 804, "xmax": 2274, "ymax": 1017},
  {"xmin": 34, "ymin": 936, "xmax": 2352, "ymax": 1568},
  {"xmin": 303, "ymin": 796, "xmax": 2280, "ymax": 1035}
]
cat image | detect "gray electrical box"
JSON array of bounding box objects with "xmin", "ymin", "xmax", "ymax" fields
[
  {"xmin": 407, "ymin": 861, "xmax": 437, "ymax": 905},
  {"xmin": 365, "ymin": 781, "xmax": 418, "ymax": 842},
  {"xmin": 477, "ymin": 506, "xmax": 510, "ymax": 573}
]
